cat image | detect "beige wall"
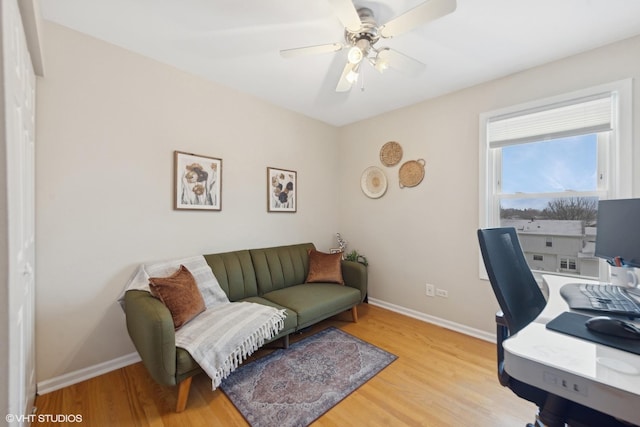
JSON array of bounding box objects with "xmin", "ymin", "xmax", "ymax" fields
[
  {"xmin": 337, "ymin": 35, "xmax": 640, "ymax": 331},
  {"xmin": 35, "ymin": 22, "xmax": 339, "ymax": 383},
  {"xmin": 36, "ymin": 18, "xmax": 640, "ymax": 386}
]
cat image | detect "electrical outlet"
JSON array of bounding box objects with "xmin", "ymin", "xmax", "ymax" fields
[
  {"xmin": 436, "ymin": 288, "xmax": 448, "ymax": 298},
  {"xmin": 425, "ymin": 283, "xmax": 435, "ymax": 297}
]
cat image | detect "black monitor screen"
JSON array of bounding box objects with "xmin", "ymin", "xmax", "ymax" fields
[{"xmin": 594, "ymin": 198, "xmax": 640, "ymax": 268}]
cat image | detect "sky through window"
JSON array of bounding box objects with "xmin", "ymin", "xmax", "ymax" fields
[{"xmin": 500, "ymin": 134, "xmax": 597, "ymax": 210}]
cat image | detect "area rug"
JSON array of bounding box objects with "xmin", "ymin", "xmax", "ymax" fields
[{"xmin": 220, "ymin": 327, "xmax": 397, "ymax": 427}]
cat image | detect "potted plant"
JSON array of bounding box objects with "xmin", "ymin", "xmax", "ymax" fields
[{"xmin": 344, "ymin": 249, "xmax": 368, "ymax": 267}]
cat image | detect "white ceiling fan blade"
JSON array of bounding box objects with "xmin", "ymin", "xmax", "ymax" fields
[
  {"xmin": 376, "ymin": 48, "xmax": 426, "ymax": 77},
  {"xmin": 280, "ymin": 43, "xmax": 343, "ymax": 58},
  {"xmin": 380, "ymin": 0, "xmax": 456, "ymax": 38},
  {"xmin": 335, "ymin": 62, "xmax": 356, "ymax": 92},
  {"xmin": 327, "ymin": 0, "xmax": 362, "ymax": 31}
]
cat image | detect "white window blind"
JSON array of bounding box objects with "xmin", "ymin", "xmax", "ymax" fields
[{"xmin": 487, "ymin": 93, "xmax": 613, "ymax": 148}]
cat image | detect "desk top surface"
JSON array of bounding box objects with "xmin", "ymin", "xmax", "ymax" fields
[{"xmin": 503, "ymin": 274, "xmax": 640, "ymax": 395}]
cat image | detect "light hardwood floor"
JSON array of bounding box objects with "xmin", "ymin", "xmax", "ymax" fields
[{"xmin": 33, "ymin": 304, "xmax": 537, "ymax": 426}]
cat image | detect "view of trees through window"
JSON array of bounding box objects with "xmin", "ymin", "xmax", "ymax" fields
[{"xmin": 501, "ymin": 197, "xmax": 598, "ymax": 222}]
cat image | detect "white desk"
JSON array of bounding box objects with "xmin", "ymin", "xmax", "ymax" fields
[{"xmin": 503, "ymin": 274, "xmax": 640, "ymax": 426}]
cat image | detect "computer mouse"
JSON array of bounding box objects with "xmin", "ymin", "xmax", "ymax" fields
[{"xmin": 585, "ymin": 316, "xmax": 640, "ymax": 340}]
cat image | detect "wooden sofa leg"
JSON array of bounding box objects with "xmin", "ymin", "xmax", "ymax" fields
[
  {"xmin": 282, "ymin": 334, "xmax": 290, "ymax": 349},
  {"xmin": 176, "ymin": 376, "xmax": 193, "ymax": 412},
  {"xmin": 351, "ymin": 306, "xmax": 358, "ymax": 323}
]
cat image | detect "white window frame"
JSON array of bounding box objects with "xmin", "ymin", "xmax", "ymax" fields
[
  {"xmin": 479, "ymin": 79, "xmax": 633, "ymax": 281},
  {"xmin": 559, "ymin": 257, "xmax": 578, "ymax": 272}
]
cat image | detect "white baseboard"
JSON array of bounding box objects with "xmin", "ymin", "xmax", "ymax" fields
[
  {"xmin": 37, "ymin": 352, "xmax": 141, "ymax": 395},
  {"xmin": 367, "ymin": 298, "xmax": 496, "ymax": 343}
]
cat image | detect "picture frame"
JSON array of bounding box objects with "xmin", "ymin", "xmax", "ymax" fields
[
  {"xmin": 267, "ymin": 167, "xmax": 296, "ymax": 212},
  {"xmin": 174, "ymin": 151, "xmax": 222, "ymax": 211}
]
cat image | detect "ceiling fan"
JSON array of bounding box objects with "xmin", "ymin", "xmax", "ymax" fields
[{"xmin": 280, "ymin": 0, "xmax": 457, "ymax": 92}]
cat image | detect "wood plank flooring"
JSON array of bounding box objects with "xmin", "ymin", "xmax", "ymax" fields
[{"xmin": 33, "ymin": 304, "xmax": 537, "ymax": 426}]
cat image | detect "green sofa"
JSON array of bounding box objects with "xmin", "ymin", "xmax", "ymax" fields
[{"xmin": 124, "ymin": 242, "xmax": 367, "ymax": 411}]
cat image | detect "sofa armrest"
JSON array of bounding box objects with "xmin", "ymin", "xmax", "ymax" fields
[
  {"xmin": 341, "ymin": 260, "xmax": 368, "ymax": 302},
  {"xmin": 124, "ymin": 290, "xmax": 177, "ymax": 386}
]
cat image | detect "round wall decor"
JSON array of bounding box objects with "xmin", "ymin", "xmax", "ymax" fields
[
  {"xmin": 379, "ymin": 141, "xmax": 403, "ymax": 167},
  {"xmin": 360, "ymin": 166, "xmax": 388, "ymax": 199},
  {"xmin": 399, "ymin": 159, "xmax": 425, "ymax": 188}
]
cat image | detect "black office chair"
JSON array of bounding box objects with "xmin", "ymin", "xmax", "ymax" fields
[{"xmin": 478, "ymin": 227, "xmax": 633, "ymax": 427}]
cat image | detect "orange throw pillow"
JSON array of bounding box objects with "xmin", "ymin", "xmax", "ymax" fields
[
  {"xmin": 305, "ymin": 249, "xmax": 344, "ymax": 284},
  {"xmin": 149, "ymin": 265, "xmax": 206, "ymax": 329}
]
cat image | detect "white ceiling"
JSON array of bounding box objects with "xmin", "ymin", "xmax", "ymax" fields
[{"xmin": 39, "ymin": 0, "xmax": 640, "ymax": 126}]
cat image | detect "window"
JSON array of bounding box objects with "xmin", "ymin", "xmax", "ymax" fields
[
  {"xmin": 480, "ymin": 80, "xmax": 632, "ymax": 281},
  {"xmin": 560, "ymin": 257, "xmax": 577, "ymax": 271}
]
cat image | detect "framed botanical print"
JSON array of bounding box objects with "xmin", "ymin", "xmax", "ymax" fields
[
  {"xmin": 267, "ymin": 167, "xmax": 296, "ymax": 212},
  {"xmin": 174, "ymin": 151, "xmax": 222, "ymax": 210}
]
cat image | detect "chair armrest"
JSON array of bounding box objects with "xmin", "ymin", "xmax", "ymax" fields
[
  {"xmin": 124, "ymin": 290, "xmax": 177, "ymax": 386},
  {"xmin": 341, "ymin": 260, "xmax": 368, "ymax": 302}
]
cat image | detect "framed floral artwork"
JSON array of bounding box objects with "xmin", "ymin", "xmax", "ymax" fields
[
  {"xmin": 267, "ymin": 167, "xmax": 296, "ymax": 212},
  {"xmin": 174, "ymin": 151, "xmax": 222, "ymax": 211}
]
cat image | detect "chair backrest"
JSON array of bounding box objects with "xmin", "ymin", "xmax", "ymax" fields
[{"xmin": 477, "ymin": 227, "xmax": 547, "ymax": 335}]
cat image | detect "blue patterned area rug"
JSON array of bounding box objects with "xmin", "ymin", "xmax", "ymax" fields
[{"xmin": 220, "ymin": 327, "xmax": 397, "ymax": 427}]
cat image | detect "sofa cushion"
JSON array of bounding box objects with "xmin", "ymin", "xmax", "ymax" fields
[
  {"xmin": 204, "ymin": 250, "xmax": 259, "ymax": 301},
  {"xmin": 250, "ymin": 243, "xmax": 314, "ymax": 294},
  {"xmin": 305, "ymin": 249, "xmax": 344, "ymax": 284},
  {"xmin": 262, "ymin": 283, "xmax": 360, "ymax": 329},
  {"xmin": 149, "ymin": 265, "xmax": 205, "ymax": 329},
  {"xmin": 240, "ymin": 296, "xmax": 298, "ymax": 335}
]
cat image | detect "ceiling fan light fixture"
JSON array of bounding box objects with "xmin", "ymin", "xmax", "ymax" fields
[
  {"xmin": 373, "ymin": 47, "xmax": 391, "ymax": 73},
  {"xmin": 285, "ymin": 0, "xmax": 457, "ymax": 93},
  {"xmin": 346, "ymin": 69, "xmax": 359, "ymax": 83},
  {"xmin": 375, "ymin": 57, "xmax": 389, "ymax": 72},
  {"xmin": 347, "ymin": 46, "xmax": 364, "ymax": 64}
]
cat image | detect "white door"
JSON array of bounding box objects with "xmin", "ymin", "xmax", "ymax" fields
[{"xmin": 2, "ymin": 0, "xmax": 37, "ymax": 424}]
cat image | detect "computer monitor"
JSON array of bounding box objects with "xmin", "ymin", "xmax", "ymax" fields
[{"xmin": 594, "ymin": 198, "xmax": 640, "ymax": 268}]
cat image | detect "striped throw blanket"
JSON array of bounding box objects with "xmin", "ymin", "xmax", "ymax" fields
[
  {"xmin": 119, "ymin": 255, "xmax": 287, "ymax": 389},
  {"xmin": 175, "ymin": 301, "xmax": 286, "ymax": 387}
]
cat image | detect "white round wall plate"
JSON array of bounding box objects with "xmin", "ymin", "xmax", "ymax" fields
[{"xmin": 360, "ymin": 166, "xmax": 388, "ymax": 199}]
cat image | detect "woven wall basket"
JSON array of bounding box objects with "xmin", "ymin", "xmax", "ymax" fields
[
  {"xmin": 360, "ymin": 166, "xmax": 388, "ymax": 199},
  {"xmin": 379, "ymin": 141, "xmax": 403, "ymax": 167},
  {"xmin": 399, "ymin": 159, "xmax": 425, "ymax": 188}
]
